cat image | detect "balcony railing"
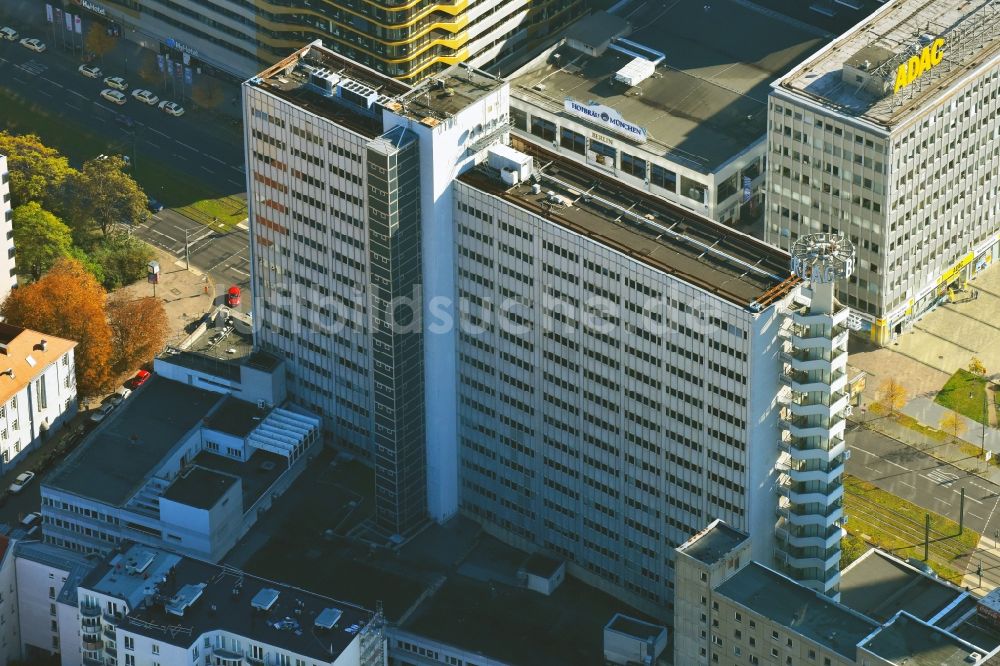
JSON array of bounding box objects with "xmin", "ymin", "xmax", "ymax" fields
[{"xmin": 80, "ymin": 603, "xmax": 101, "ymax": 617}]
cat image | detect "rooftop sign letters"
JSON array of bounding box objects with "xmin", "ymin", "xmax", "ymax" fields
[
  {"xmin": 564, "ymin": 98, "xmax": 647, "ymax": 143},
  {"xmin": 893, "ymin": 38, "xmax": 944, "ymax": 94}
]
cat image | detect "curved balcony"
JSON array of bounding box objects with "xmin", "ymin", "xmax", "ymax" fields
[
  {"xmin": 787, "ymin": 392, "xmax": 851, "ymax": 420},
  {"xmin": 776, "ymin": 524, "xmax": 845, "ymax": 551},
  {"xmin": 777, "ymin": 500, "xmax": 844, "ymax": 528},
  {"xmin": 789, "ymin": 305, "xmax": 851, "ymax": 329},
  {"xmin": 782, "ymin": 435, "xmax": 847, "ymax": 463},
  {"xmin": 776, "ymin": 545, "xmax": 841, "ymax": 572},
  {"xmin": 81, "ymin": 604, "xmax": 101, "ymax": 618},
  {"xmin": 788, "ymin": 459, "xmax": 845, "ymax": 485},
  {"xmin": 214, "ymin": 650, "xmax": 245, "ymax": 666},
  {"xmin": 781, "ymin": 417, "xmax": 846, "ymax": 441},
  {"xmin": 82, "ymin": 637, "xmax": 102, "ymax": 651},
  {"xmin": 781, "ymin": 481, "xmax": 844, "ymax": 506}
]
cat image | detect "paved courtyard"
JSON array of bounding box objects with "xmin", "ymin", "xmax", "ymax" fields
[{"xmin": 850, "ymin": 263, "xmax": 1000, "ymax": 401}]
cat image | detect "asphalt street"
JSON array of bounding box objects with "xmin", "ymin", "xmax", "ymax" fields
[
  {"xmin": 0, "ymin": 31, "xmax": 245, "ymax": 194},
  {"xmin": 135, "ymin": 208, "xmax": 251, "ymax": 305},
  {"xmin": 846, "ymin": 426, "xmax": 1000, "ymax": 538}
]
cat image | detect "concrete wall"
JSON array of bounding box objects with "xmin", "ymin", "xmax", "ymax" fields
[{"xmin": 15, "ymin": 556, "xmax": 66, "ymax": 657}]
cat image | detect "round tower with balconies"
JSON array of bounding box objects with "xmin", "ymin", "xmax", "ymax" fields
[{"xmin": 776, "ymin": 233, "xmax": 856, "ymax": 601}]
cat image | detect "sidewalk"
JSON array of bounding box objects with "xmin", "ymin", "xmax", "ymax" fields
[
  {"xmin": 963, "ymin": 535, "xmax": 1000, "ymax": 596},
  {"xmin": 901, "ymin": 396, "xmax": 1000, "ymax": 454}
]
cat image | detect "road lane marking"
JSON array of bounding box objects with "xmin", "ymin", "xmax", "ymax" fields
[
  {"xmin": 40, "ymin": 77, "xmax": 63, "ymax": 88},
  {"xmin": 38, "ymin": 88, "xmax": 52, "ymax": 97},
  {"xmin": 208, "ymin": 155, "xmax": 227, "ymax": 165},
  {"xmin": 851, "ymin": 445, "xmax": 909, "ymax": 472},
  {"xmin": 68, "ymin": 89, "xmax": 87, "ymax": 100},
  {"xmin": 227, "ymin": 178, "xmax": 243, "ymax": 187},
  {"xmin": 201, "ymin": 166, "xmax": 216, "ymax": 174},
  {"xmin": 144, "ymin": 141, "xmax": 162, "ymax": 149},
  {"xmin": 899, "ymin": 480, "xmax": 915, "ymax": 490},
  {"xmin": 177, "ymin": 141, "xmax": 198, "ymax": 151},
  {"xmin": 149, "ymin": 127, "xmax": 169, "ymax": 138},
  {"xmin": 926, "ymin": 469, "xmax": 960, "ymax": 485}
]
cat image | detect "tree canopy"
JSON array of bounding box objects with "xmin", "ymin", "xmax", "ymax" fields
[
  {"xmin": 67, "ymin": 155, "xmax": 148, "ymax": 237},
  {"xmin": 11, "ymin": 202, "xmax": 74, "ymax": 280},
  {"xmin": 1, "ymin": 258, "xmax": 115, "ymax": 396},
  {"xmin": 0, "ymin": 131, "xmax": 74, "ymax": 210},
  {"xmin": 90, "ymin": 231, "xmax": 155, "ymax": 289},
  {"xmin": 106, "ymin": 295, "xmax": 169, "ymax": 373}
]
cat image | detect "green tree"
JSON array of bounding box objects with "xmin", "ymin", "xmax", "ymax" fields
[
  {"xmin": 0, "ymin": 131, "xmax": 75, "ymax": 210},
  {"xmin": 89, "ymin": 232, "xmax": 155, "ymax": 289},
  {"xmin": 969, "ymin": 357, "xmax": 987, "ymax": 377},
  {"xmin": 11, "ymin": 202, "xmax": 74, "ymax": 280},
  {"xmin": 66, "ymin": 156, "xmax": 148, "ymax": 238}
]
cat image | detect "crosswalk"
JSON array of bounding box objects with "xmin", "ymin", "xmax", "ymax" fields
[{"xmin": 16, "ymin": 60, "xmax": 46, "ymax": 76}]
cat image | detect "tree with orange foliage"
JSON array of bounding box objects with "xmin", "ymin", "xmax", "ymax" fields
[
  {"xmin": 1, "ymin": 258, "xmax": 114, "ymax": 396},
  {"xmin": 106, "ymin": 295, "xmax": 169, "ymax": 373}
]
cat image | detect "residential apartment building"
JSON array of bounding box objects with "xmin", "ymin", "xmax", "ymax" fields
[
  {"xmin": 505, "ymin": 1, "xmax": 826, "ymax": 224},
  {"xmin": 766, "ymin": 0, "xmax": 1000, "ymax": 344},
  {"xmin": 244, "ymin": 41, "xmax": 510, "ymax": 535},
  {"xmin": 0, "ymin": 155, "xmax": 14, "ymax": 302},
  {"xmin": 77, "ymin": 0, "xmax": 582, "ymax": 81},
  {"xmin": 0, "ymin": 324, "xmax": 77, "ymax": 474},
  {"xmin": 673, "ymin": 520, "xmax": 1000, "ymax": 665}
]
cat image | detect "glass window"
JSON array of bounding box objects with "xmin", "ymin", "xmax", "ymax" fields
[
  {"xmin": 510, "ymin": 107, "xmax": 527, "ymax": 131},
  {"xmin": 560, "ymin": 127, "xmax": 586, "ymax": 155},
  {"xmin": 717, "ymin": 174, "xmax": 738, "ymax": 203},
  {"xmin": 621, "ymin": 153, "xmax": 647, "ymax": 178},
  {"xmin": 590, "ymin": 139, "xmax": 616, "ymax": 161},
  {"xmin": 530, "ymin": 116, "xmax": 556, "ymax": 142},
  {"xmin": 651, "ymin": 164, "xmax": 677, "ymax": 192}
]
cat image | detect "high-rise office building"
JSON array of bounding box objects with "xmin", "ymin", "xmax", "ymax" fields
[
  {"xmin": 245, "ymin": 43, "xmax": 856, "ymax": 614},
  {"xmin": 79, "ymin": 0, "xmax": 582, "ymax": 81},
  {"xmin": 765, "ymin": 0, "xmax": 1000, "ymax": 344},
  {"xmin": 244, "ymin": 41, "xmax": 509, "ymax": 535},
  {"xmin": 0, "ymin": 154, "xmax": 15, "ymax": 302}
]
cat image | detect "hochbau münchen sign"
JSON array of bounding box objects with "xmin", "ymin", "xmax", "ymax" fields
[
  {"xmin": 564, "ymin": 98, "xmax": 647, "ymax": 143},
  {"xmin": 893, "ymin": 38, "xmax": 945, "ymax": 94}
]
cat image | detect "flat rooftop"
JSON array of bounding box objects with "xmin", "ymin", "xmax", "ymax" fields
[
  {"xmin": 775, "ymin": 0, "xmax": 1000, "ymax": 128},
  {"xmin": 108, "ymin": 547, "xmax": 373, "ymax": 662},
  {"xmin": 162, "ymin": 466, "xmax": 237, "ymax": 510},
  {"xmin": 46, "ymin": 378, "xmax": 222, "ymax": 506},
  {"xmin": 203, "ymin": 395, "xmax": 268, "ymax": 438},
  {"xmin": 190, "ymin": 449, "xmax": 286, "ymax": 512},
  {"xmin": 677, "ymin": 520, "xmax": 749, "ymax": 565},
  {"xmin": 510, "ymin": 0, "xmax": 825, "ymax": 172},
  {"xmin": 860, "ymin": 612, "xmax": 985, "ymax": 666},
  {"xmin": 840, "ymin": 550, "xmax": 965, "ymax": 623},
  {"xmin": 83, "ymin": 544, "xmax": 182, "ymax": 608},
  {"xmin": 463, "ymin": 140, "xmax": 796, "ymax": 309},
  {"xmin": 716, "ymin": 563, "xmax": 877, "ymax": 659},
  {"xmin": 250, "ymin": 41, "xmax": 504, "ymax": 138}
]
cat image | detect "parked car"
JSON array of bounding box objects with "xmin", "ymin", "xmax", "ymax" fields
[
  {"xmin": 100, "ymin": 89, "xmax": 127, "ymax": 105},
  {"xmin": 8, "ymin": 471, "xmax": 35, "ymax": 494},
  {"xmin": 127, "ymin": 369, "xmax": 151, "ymax": 389},
  {"xmin": 147, "ymin": 198, "xmax": 164, "ymax": 213},
  {"xmin": 226, "ymin": 285, "xmax": 241, "ymax": 307},
  {"xmin": 131, "ymin": 89, "xmax": 159, "ymax": 105},
  {"xmin": 20, "ymin": 512, "xmax": 41, "ymax": 528},
  {"xmin": 78, "ymin": 64, "xmax": 102, "ymax": 78},
  {"xmin": 103, "ymin": 76, "xmax": 128, "ymax": 91},
  {"xmin": 89, "ymin": 403, "xmax": 114, "ymax": 424},
  {"xmin": 0, "ymin": 27, "xmax": 19, "ymax": 41},
  {"xmin": 19, "ymin": 37, "xmax": 45, "ymax": 52},
  {"xmin": 158, "ymin": 100, "xmax": 185, "ymax": 117},
  {"xmin": 108, "ymin": 386, "xmax": 132, "ymax": 406}
]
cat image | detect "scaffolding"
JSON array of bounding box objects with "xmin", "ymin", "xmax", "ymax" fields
[{"xmin": 359, "ymin": 601, "xmax": 387, "ymax": 666}]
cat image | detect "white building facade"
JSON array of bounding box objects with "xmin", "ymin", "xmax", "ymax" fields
[
  {"xmin": 765, "ymin": 0, "xmax": 1000, "ymax": 344},
  {"xmin": 0, "ymin": 325, "xmax": 77, "ymax": 474},
  {"xmin": 0, "ymin": 155, "xmax": 15, "ymax": 303}
]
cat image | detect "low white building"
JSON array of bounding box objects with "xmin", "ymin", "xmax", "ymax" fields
[
  {"xmin": 0, "ymin": 324, "xmax": 77, "ymax": 474},
  {"xmin": 76, "ymin": 543, "xmax": 385, "ymax": 666},
  {"xmin": 0, "ymin": 154, "xmax": 15, "ymax": 302},
  {"xmin": 41, "ymin": 352, "xmax": 320, "ymax": 563}
]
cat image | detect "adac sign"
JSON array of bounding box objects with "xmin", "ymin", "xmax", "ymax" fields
[
  {"xmin": 893, "ymin": 38, "xmax": 945, "ymax": 94},
  {"xmin": 564, "ymin": 98, "xmax": 647, "ymax": 143}
]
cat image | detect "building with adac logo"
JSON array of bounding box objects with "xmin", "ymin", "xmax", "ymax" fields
[
  {"xmin": 765, "ymin": 0, "xmax": 1000, "ymax": 344},
  {"xmin": 72, "ymin": 0, "xmax": 583, "ymax": 81}
]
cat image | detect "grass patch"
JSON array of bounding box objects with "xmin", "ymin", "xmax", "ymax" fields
[
  {"xmin": 0, "ymin": 85, "xmax": 232, "ymax": 213},
  {"xmin": 175, "ymin": 194, "xmax": 247, "ymax": 232},
  {"xmin": 937, "ymin": 369, "xmax": 989, "ymax": 424},
  {"xmin": 844, "ymin": 475, "xmax": 980, "ymax": 584},
  {"xmin": 894, "ymin": 413, "xmax": 950, "ymax": 443}
]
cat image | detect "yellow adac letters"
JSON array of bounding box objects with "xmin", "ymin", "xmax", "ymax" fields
[{"xmin": 894, "ymin": 38, "xmax": 945, "ymax": 94}]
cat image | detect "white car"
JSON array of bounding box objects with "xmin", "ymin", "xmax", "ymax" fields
[
  {"xmin": 103, "ymin": 76, "xmax": 128, "ymax": 91},
  {"xmin": 0, "ymin": 27, "xmax": 18, "ymax": 41},
  {"xmin": 108, "ymin": 386, "xmax": 132, "ymax": 406},
  {"xmin": 78, "ymin": 64, "xmax": 102, "ymax": 79},
  {"xmin": 8, "ymin": 471, "xmax": 35, "ymax": 494},
  {"xmin": 89, "ymin": 403, "xmax": 114, "ymax": 423},
  {"xmin": 20, "ymin": 512, "xmax": 41, "ymax": 528},
  {"xmin": 131, "ymin": 89, "xmax": 159, "ymax": 105},
  {"xmin": 19, "ymin": 37, "xmax": 45, "ymax": 53},
  {"xmin": 100, "ymin": 89, "xmax": 127, "ymax": 105},
  {"xmin": 158, "ymin": 100, "xmax": 185, "ymax": 117}
]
